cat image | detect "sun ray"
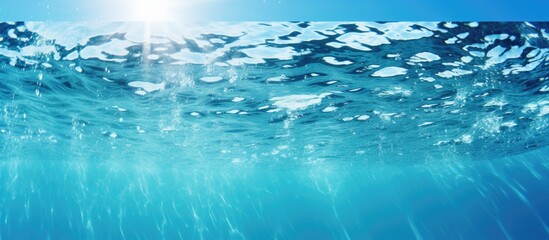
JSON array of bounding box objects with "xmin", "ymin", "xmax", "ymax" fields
[{"xmin": 131, "ymin": 0, "xmax": 175, "ymax": 21}]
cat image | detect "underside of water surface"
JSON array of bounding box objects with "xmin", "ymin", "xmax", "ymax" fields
[{"xmin": 1, "ymin": 21, "xmax": 549, "ymax": 239}]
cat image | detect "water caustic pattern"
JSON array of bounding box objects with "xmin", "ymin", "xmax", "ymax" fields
[
  {"xmin": 0, "ymin": 22, "xmax": 548, "ymax": 164},
  {"xmin": 1, "ymin": 22, "xmax": 549, "ymax": 239}
]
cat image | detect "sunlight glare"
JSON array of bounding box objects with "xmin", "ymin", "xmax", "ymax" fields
[{"xmin": 131, "ymin": 0, "xmax": 175, "ymax": 21}]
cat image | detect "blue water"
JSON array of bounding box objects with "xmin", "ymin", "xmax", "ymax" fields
[{"xmin": 1, "ymin": 21, "xmax": 549, "ymax": 239}]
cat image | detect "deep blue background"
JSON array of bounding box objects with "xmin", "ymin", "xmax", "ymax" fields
[{"xmin": 1, "ymin": 148, "xmax": 549, "ymax": 239}]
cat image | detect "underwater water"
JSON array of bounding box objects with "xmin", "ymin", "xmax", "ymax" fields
[{"xmin": 0, "ymin": 21, "xmax": 549, "ymax": 239}]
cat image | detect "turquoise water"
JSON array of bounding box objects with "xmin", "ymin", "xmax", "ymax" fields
[{"xmin": 1, "ymin": 21, "xmax": 549, "ymax": 239}]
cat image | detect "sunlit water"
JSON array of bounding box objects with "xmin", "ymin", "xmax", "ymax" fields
[{"xmin": 1, "ymin": 21, "xmax": 549, "ymax": 239}]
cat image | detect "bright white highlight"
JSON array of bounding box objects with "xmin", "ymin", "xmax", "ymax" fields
[{"xmin": 131, "ymin": 0, "xmax": 175, "ymax": 21}]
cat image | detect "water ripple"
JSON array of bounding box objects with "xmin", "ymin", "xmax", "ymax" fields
[{"xmin": 0, "ymin": 21, "xmax": 548, "ymax": 165}]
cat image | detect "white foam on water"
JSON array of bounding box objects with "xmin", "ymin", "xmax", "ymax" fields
[
  {"xmin": 79, "ymin": 39, "xmax": 133, "ymax": 62},
  {"xmin": 112, "ymin": 106, "xmax": 127, "ymax": 112},
  {"xmin": 420, "ymin": 77, "xmax": 436, "ymax": 82},
  {"xmin": 409, "ymin": 52, "xmax": 441, "ymax": 63},
  {"xmin": 443, "ymin": 101, "xmax": 456, "ymax": 106},
  {"xmin": 421, "ymin": 104, "xmax": 437, "ymax": 108},
  {"xmin": 266, "ymin": 75, "xmax": 287, "ymax": 82},
  {"xmin": 502, "ymin": 49, "xmax": 547, "ymax": 75},
  {"xmin": 199, "ymin": 76, "xmax": 223, "ymax": 83},
  {"xmin": 342, "ymin": 117, "xmax": 354, "ymax": 122},
  {"xmin": 63, "ymin": 51, "xmax": 78, "ymax": 61},
  {"xmin": 241, "ymin": 45, "xmax": 298, "ymax": 61},
  {"xmin": 377, "ymin": 87, "xmax": 412, "ymax": 97},
  {"xmin": 327, "ymin": 41, "xmax": 372, "ymax": 51},
  {"xmin": 444, "ymin": 22, "xmax": 458, "ymax": 28},
  {"xmin": 170, "ymin": 49, "xmax": 208, "ymax": 65},
  {"xmin": 461, "ymin": 56, "xmax": 473, "ymax": 63},
  {"xmin": 445, "ymin": 37, "xmax": 458, "ymax": 44},
  {"xmin": 469, "ymin": 51, "xmax": 485, "ymax": 58},
  {"xmin": 442, "ymin": 62, "xmax": 463, "ymax": 67},
  {"xmin": 326, "ymin": 42, "xmax": 344, "ymax": 49},
  {"xmin": 128, "ymin": 81, "xmax": 165, "ymax": 93},
  {"xmin": 270, "ymin": 93, "xmax": 331, "ymax": 111},
  {"xmin": 357, "ymin": 115, "xmax": 370, "ymax": 121},
  {"xmin": 371, "ymin": 67, "xmax": 407, "ymax": 77},
  {"xmin": 484, "ymin": 45, "xmax": 526, "ymax": 69},
  {"xmin": 484, "ymin": 34, "xmax": 509, "ymax": 43},
  {"xmin": 323, "ymin": 56, "xmax": 353, "ymax": 66},
  {"xmin": 322, "ymin": 106, "xmax": 338, "ymax": 113},
  {"xmin": 147, "ymin": 54, "xmax": 160, "ymax": 60},
  {"xmin": 209, "ymin": 38, "xmax": 225, "ymax": 44},
  {"xmin": 527, "ymin": 49, "xmax": 541, "ymax": 58},
  {"xmin": 418, "ymin": 122, "xmax": 434, "ymax": 127},
  {"xmin": 226, "ymin": 57, "xmax": 265, "ymax": 66},
  {"xmin": 364, "ymin": 22, "xmax": 435, "ymax": 41},
  {"xmin": 232, "ymin": 97, "xmax": 245, "ymax": 102},
  {"xmin": 135, "ymin": 90, "xmax": 146, "ymax": 95},
  {"xmin": 468, "ymin": 22, "xmax": 479, "ymax": 27},
  {"xmin": 484, "ymin": 99, "xmax": 508, "ymax": 107},
  {"xmin": 502, "ymin": 121, "xmax": 517, "ymax": 128},
  {"xmin": 457, "ymin": 32, "xmax": 470, "ymax": 39},
  {"xmin": 540, "ymin": 106, "xmax": 549, "ymax": 117},
  {"xmin": 20, "ymin": 45, "xmax": 57, "ymax": 57},
  {"xmin": 7, "ymin": 29, "xmax": 17, "ymax": 38},
  {"xmin": 459, "ymin": 134, "xmax": 473, "ymax": 144},
  {"xmin": 349, "ymin": 88, "xmax": 362, "ymax": 92},
  {"xmin": 436, "ymin": 69, "xmax": 473, "ymax": 78},
  {"xmin": 336, "ymin": 32, "xmax": 390, "ymax": 47},
  {"xmin": 378, "ymin": 112, "xmax": 398, "ymax": 121},
  {"xmin": 214, "ymin": 62, "xmax": 229, "ymax": 67},
  {"xmin": 102, "ymin": 77, "xmax": 113, "ymax": 82},
  {"xmin": 474, "ymin": 115, "xmax": 503, "ymax": 135},
  {"xmin": 268, "ymin": 22, "xmax": 330, "ymax": 45}
]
